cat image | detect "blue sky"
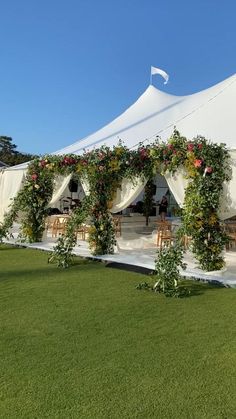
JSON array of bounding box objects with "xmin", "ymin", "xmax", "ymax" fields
[{"xmin": 0, "ymin": 0, "xmax": 236, "ymax": 155}]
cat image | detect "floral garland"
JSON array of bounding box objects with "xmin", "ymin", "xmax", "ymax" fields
[
  {"xmin": 80, "ymin": 144, "xmax": 156, "ymax": 254},
  {"xmin": 0, "ymin": 131, "xmax": 231, "ymax": 271},
  {"xmin": 150, "ymin": 130, "xmax": 231, "ymax": 270}
]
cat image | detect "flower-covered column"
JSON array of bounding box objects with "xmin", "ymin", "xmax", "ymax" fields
[
  {"xmin": 182, "ymin": 140, "xmax": 230, "ymax": 271},
  {"xmin": 18, "ymin": 160, "xmax": 55, "ymax": 242}
]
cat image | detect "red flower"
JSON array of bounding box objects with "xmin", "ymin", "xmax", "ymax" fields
[
  {"xmin": 187, "ymin": 143, "xmax": 194, "ymax": 152},
  {"xmin": 31, "ymin": 174, "xmax": 38, "ymax": 181},
  {"xmin": 194, "ymin": 159, "xmax": 203, "ymax": 168},
  {"xmin": 198, "ymin": 143, "xmax": 203, "ymax": 150},
  {"xmin": 139, "ymin": 148, "xmax": 148, "ymax": 159},
  {"xmin": 62, "ymin": 156, "xmax": 76, "ymax": 165}
]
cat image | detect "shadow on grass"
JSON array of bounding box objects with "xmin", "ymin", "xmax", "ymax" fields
[
  {"xmin": 0, "ymin": 244, "xmax": 27, "ymax": 251},
  {"xmin": 106, "ymin": 262, "xmax": 227, "ymax": 297},
  {"xmin": 105, "ymin": 262, "xmax": 152, "ymax": 275},
  {"xmin": 135, "ymin": 276, "xmax": 228, "ymax": 298},
  {"xmin": 179, "ymin": 278, "xmax": 227, "ymax": 297},
  {"xmin": 0, "ymin": 257, "xmax": 99, "ymax": 283}
]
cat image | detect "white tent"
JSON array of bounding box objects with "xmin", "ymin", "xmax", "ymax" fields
[
  {"xmin": 54, "ymin": 73, "xmax": 236, "ymax": 154},
  {"xmin": 1, "ymin": 73, "xmax": 236, "ymax": 221}
]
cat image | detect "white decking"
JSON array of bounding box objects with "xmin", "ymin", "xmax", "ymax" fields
[{"xmin": 4, "ymin": 216, "xmax": 236, "ymax": 287}]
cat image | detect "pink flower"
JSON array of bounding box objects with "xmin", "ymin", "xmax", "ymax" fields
[
  {"xmin": 167, "ymin": 144, "xmax": 174, "ymax": 150},
  {"xmin": 203, "ymin": 166, "xmax": 213, "ymax": 177},
  {"xmin": 39, "ymin": 159, "xmax": 47, "ymax": 168},
  {"xmin": 139, "ymin": 148, "xmax": 148, "ymax": 159},
  {"xmin": 31, "ymin": 174, "xmax": 38, "ymax": 181},
  {"xmin": 187, "ymin": 143, "xmax": 194, "ymax": 152},
  {"xmin": 63, "ymin": 157, "xmax": 76, "ymax": 165},
  {"xmin": 194, "ymin": 159, "xmax": 203, "ymax": 168},
  {"xmin": 62, "ymin": 157, "xmax": 70, "ymax": 164}
]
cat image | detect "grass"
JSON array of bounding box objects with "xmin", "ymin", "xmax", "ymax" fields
[{"xmin": 0, "ymin": 244, "xmax": 236, "ymax": 419}]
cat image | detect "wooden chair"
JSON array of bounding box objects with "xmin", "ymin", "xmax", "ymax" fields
[
  {"xmin": 82, "ymin": 224, "xmax": 90, "ymax": 241},
  {"xmin": 51, "ymin": 216, "xmax": 69, "ymax": 238},
  {"xmin": 181, "ymin": 234, "xmax": 192, "ymax": 250},
  {"xmin": 225, "ymin": 223, "xmax": 236, "ymax": 250},
  {"xmin": 156, "ymin": 221, "xmax": 173, "ymax": 248},
  {"xmin": 113, "ymin": 216, "xmax": 122, "ymax": 237},
  {"xmin": 75, "ymin": 224, "xmax": 91, "ymax": 241},
  {"xmin": 45, "ymin": 216, "xmax": 55, "ymax": 235},
  {"xmin": 75, "ymin": 225, "xmax": 86, "ymax": 241}
]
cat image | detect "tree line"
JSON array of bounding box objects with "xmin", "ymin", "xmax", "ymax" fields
[{"xmin": 0, "ymin": 136, "xmax": 37, "ymax": 166}]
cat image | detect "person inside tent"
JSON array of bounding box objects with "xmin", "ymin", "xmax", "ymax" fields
[{"xmin": 159, "ymin": 195, "xmax": 168, "ymax": 221}]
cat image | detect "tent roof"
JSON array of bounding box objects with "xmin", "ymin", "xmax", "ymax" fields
[
  {"xmin": 54, "ymin": 73, "xmax": 236, "ymax": 155},
  {"xmin": 6, "ymin": 73, "xmax": 236, "ymax": 172}
]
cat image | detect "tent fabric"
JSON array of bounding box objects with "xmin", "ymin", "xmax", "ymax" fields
[
  {"xmin": 219, "ymin": 150, "xmax": 236, "ymax": 220},
  {"xmin": 50, "ymin": 175, "xmax": 72, "ymax": 206},
  {"xmin": 52, "ymin": 72, "xmax": 236, "ymax": 220},
  {"xmin": 164, "ymin": 150, "xmax": 236, "ymax": 220},
  {"xmin": 0, "ymin": 168, "xmax": 26, "ymax": 221},
  {"xmin": 0, "ymin": 172, "xmax": 72, "ymax": 222},
  {"xmin": 165, "ymin": 169, "xmax": 188, "ymax": 208},
  {"xmin": 1, "ymin": 73, "xmax": 236, "ymax": 221},
  {"xmin": 111, "ymin": 178, "xmax": 147, "ymax": 213},
  {"xmin": 54, "ymin": 73, "xmax": 236, "ymax": 155},
  {"xmin": 81, "ymin": 177, "xmax": 147, "ymax": 213}
]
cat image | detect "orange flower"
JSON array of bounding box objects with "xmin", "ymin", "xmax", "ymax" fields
[{"xmin": 194, "ymin": 159, "xmax": 203, "ymax": 168}]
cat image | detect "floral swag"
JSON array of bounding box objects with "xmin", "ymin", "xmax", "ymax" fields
[{"xmin": 0, "ymin": 130, "xmax": 231, "ymax": 271}]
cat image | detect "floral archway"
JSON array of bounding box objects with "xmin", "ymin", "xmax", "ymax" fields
[{"xmin": 0, "ymin": 130, "xmax": 231, "ymax": 271}]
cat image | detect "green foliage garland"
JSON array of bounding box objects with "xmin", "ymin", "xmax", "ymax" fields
[
  {"xmin": 0, "ymin": 131, "xmax": 231, "ymax": 271},
  {"xmin": 18, "ymin": 161, "xmax": 54, "ymax": 242},
  {"xmin": 153, "ymin": 243, "xmax": 188, "ymax": 297},
  {"xmin": 48, "ymin": 196, "xmax": 92, "ymax": 267},
  {"xmin": 137, "ymin": 242, "xmax": 189, "ymax": 298},
  {"xmin": 150, "ymin": 130, "xmax": 231, "ymax": 271}
]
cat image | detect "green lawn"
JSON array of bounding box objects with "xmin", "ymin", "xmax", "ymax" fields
[{"xmin": 0, "ymin": 245, "xmax": 236, "ymax": 419}]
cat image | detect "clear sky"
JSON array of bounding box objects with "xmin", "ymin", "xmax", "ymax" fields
[{"xmin": 1, "ymin": 0, "xmax": 236, "ymax": 155}]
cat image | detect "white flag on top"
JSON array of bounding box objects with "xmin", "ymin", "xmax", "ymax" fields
[{"xmin": 151, "ymin": 66, "xmax": 169, "ymax": 84}]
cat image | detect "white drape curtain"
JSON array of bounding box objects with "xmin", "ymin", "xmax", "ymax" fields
[
  {"xmin": 164, "ymin": 150, "xmax": 236, "ymax": 220},
  {"xmin": 219, "ymin": 150, "xmax": 236, "ymax": 220},
  {"xmin": 50, "ymin": 175, "xmax": 72, "ymax": 205},
  {"xmin": 81, "ymin": 177, "xmax": 147, "ymax": 213},
  {"xmin": 0, "ymin": 169, "xmax": 26, "ymax": 222},
  {"xmin": 80, "ymin": 178, "xmax": 90, "ymax": 196},
  {"xmin": 164, "ymin": 169, "xmax": 187, "ymax": 207},
  {"xmin": 0, "ymin": 171, "xmax": 72, "ymax": 222},
  {"xmin": 111, "ymin": 178, "xmax": 146, "ymax": 213}
]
